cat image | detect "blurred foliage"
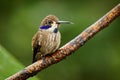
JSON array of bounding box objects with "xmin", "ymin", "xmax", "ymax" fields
[
  {"xmin": 0, "ymin": 45, "xmax": 39, "ymax": 80},
  {"xmin": 0, "ymin": 0, "xmax": 120, "ymax": 80}
]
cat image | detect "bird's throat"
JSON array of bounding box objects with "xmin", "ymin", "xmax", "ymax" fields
[{"xmin": 40, "ymin": 25, "xmax": 58, "ymax": 33}]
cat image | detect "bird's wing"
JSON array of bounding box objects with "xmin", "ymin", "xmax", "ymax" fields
[{"xmin": 32, "ymin": 31, "xmax": 42, "ymax": 62}]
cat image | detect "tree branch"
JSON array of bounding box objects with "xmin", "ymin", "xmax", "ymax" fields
[{"xmin": 6, "ymin": 3, "xmax": 120, "ymax": 80}]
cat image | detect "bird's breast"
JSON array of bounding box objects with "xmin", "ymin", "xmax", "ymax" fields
[{"xmin": 40, "ymin": 31, "xmax": 61, "ymax": 54}]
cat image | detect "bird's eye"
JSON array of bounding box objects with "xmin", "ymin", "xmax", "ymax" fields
[{"xmin": 47, "ymin": 20, "xmax": 53, "ymax": 24}]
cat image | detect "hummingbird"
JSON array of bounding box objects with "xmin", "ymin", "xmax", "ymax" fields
[{"xmin": 32, "ymin": 15, "xmax": 72, "ymax": 63}]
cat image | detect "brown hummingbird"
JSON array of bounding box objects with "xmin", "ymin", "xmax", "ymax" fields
[{"xmin": 32, "ymin": 15, "xmax": 72, "ymax": 63}]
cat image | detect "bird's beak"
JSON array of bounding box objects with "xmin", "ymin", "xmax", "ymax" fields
[{"xmin": 57, "ymin": 21, "xmax": 73, "ymax": 24}]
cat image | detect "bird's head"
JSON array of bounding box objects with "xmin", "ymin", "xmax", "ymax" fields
[{"xmin": 40, "ymin": 15, "xmax": 72, "ymax": 33}]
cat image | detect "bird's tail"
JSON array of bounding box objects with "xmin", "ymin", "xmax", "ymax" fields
[{"xmin": 32, "ymin": 52, "xmax": 43, "ymax": 63}]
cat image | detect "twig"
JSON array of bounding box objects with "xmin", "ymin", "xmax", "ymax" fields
[{"xmin": 6, "ymin": 3, "xmax": 120, "ymax": 80}]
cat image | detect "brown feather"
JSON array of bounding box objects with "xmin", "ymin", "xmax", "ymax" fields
[{"xmin": 32, "ymin": 15, "xmax": 61, "ymax": 62}]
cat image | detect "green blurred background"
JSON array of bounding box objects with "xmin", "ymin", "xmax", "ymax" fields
[{"xmin": 0, "ymin": 0, "xmax": 120, "ymax": 80}]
